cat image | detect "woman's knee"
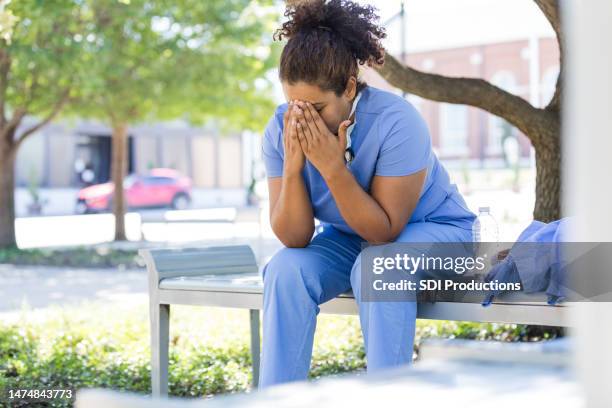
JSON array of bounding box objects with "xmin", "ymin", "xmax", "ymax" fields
[
  {"xmin": 263, "ymin": 248, "xmax": 321, "ymax": 298},
  {"xmin": 351, "ymin": 244, "xmax": 423, "ymax": 300},
  {"xmin": 351, "ymin": 245, "xmax": 397, "ymax": 291}
]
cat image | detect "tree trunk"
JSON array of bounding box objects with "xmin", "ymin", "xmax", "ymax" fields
[
  {"xmin": 375, "ymin": 53, "xmax": 563, "ymax": 222},
  {"xmin": 533, "ymin": 137, "xmax": 561, "ymax": 223},
  {"xmin": 111, "ymin": 123, "xmax": 128, "ymax": 241},
  {"xmin": 0, "ymin": 135, "xmax": 16, "ymax": 248}
]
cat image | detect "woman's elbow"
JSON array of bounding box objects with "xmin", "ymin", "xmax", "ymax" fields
[
  {"xmin": 364, "ymin": 227, "xmax": 402, "ymax": 244},
  {"xmin": 282, "ymin": 238, "xmax": 310, "ymax": 248},
  {"xmin": 278, "ymin": 233, "xmax": 312, "ymax": 248},
  {"xmin": 271, "ymin": 223, "xmax": 313, "ymax": 248}
]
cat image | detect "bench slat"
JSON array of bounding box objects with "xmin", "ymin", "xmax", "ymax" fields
[
  {"xmin": 143, "ymin": 245, "xmax": 568, "ymax": 327},
  {"xmin": 142, "ymin": 245, "xmax": 258, "ymax": 280}
]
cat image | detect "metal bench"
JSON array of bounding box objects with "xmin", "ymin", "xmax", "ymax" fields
[{"xmin": 139, "ymin": 244, "xmax": 568, "ymax": 397}]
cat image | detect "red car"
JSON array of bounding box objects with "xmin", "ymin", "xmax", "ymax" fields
[{"xmin": 76, "ymin": 168, "xmax": 192, "ymax": 214}]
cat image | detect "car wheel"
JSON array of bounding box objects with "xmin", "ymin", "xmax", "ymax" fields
[
  {"xmin": 172, "ymin": 193, "xmax": 190, "ymax": 210},
  {"xmin": 75, "ymin": 200, "xmax": 88, "ymax": 215}
]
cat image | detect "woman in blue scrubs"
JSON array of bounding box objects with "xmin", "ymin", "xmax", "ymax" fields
[{"xmin": 260, "ymin": 0, "xmax": 476, "ymax": 387}]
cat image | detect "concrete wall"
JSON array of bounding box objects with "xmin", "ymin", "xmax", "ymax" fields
[{"xmin": 13, "ymin": 119, "xmax": 253, "ymax": 190}]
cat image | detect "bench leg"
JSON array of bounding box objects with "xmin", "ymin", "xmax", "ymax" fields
[
  {"xmin": 151, "ymin": 303, "xmax": 170, "ymax": 397},
  {"xmin": 249, "ymin": 309, "xmax": 261, "ymax": 388}
]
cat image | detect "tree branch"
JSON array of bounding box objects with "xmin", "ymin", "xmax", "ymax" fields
[
  {"xmin": 533, "ymin": 0, "xmax": 562, "ymax": 112},
  {"xmin": 0, "ymin": 48, "xmax": 11, "ymax": 128},
  {"xmin": 1, "ymin": 107, "xmax": 26, "ymax": 144},
  {"xmin": 374, "ymin": 54, "xmax": 558, "ymax": 146},
  {"xmin": 14, "ymin": 90, "xmax": 70, "ymax": 149}
]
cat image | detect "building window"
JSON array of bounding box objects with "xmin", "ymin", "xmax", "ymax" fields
[
  {"xmin": 422, "ymin": 58, "xmax": 435, "ymax": 71},
  {"xmin": 439, "ymin": 103, "xmax": 468, "ymax": 156},
  {"xmin": 488, "ymin": 71, "xmax": 518, "ymax": 155},
  {"xmin": 406, "ymin": 94, "xmax": 423, "ymax": 113},
  {"xmin": 541, "ymin": 66, "xmax": 560, "ymax": 106}
]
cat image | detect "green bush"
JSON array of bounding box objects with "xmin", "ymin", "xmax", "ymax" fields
[
  {"xmin": 0, "ymin": 246, "xmax": 142, "ymax": 269},
  {"xmin": 0, "ymin": 302, "xmax": 563, "ymax": 407}
]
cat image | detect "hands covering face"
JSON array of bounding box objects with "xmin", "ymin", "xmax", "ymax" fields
[
  {"xmin": 284, "ymin": 99, "xmax": 352, "ymax": 179},
  {"xmin": 281, "ymin": 100, "xmax": 306, "ymax": 177}
]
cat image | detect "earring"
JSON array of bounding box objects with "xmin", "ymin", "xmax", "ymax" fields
[{"xmin": 344, "ymin": 146, "xmax": 354, "ymax": 164}]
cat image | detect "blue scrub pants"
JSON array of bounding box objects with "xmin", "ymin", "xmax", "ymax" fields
[{"xmin": 258, "ymin": 221, "xmax": 472, "ymax": 388}]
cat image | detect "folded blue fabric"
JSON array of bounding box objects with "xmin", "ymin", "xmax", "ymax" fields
[
  {"xmin": 481, "ymin": 259, "xmax": 522, "ymax": 306},
  {"xmin": 481, "ymin": 218, "xmax": 573, "ymax": 307}
]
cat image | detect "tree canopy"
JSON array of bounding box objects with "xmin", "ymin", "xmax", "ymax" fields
[
  {"xmin": 0, "ymin": 0, "xmax": 281, "ymax": 246},
  {"xmin": 71, "ymin": 0, "xmax": 279, "ymax": 131}
]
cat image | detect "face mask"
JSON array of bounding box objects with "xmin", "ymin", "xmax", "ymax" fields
[{"xmin": 344, "ymin": 91, "xmax": 362, "ymax": 165}]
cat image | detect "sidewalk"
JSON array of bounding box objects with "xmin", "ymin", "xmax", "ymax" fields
[
  {"xmin": 14, "ymin": 187, "xmax": 249, "ymax": 217},
  {"xmin": 0, "ymin": 264, "xmax": 147, "ymax": 312}
]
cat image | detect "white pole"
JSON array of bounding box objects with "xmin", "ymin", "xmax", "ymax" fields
[
  {"xmin": 528, "ymin": 34, "xmax": 540, "ymax": 107},
  {"xmin": 564, "ymin": 1, "xmax": 612, "ymax": 407},
  {"xmin": 528, "ymin": 35, "xmax": 540, "ymax": 168}
]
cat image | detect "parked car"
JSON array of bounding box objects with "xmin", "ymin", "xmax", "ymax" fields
[{"xmin": 76, "ymin": 168, "xmax": 192, "ymax": 214}]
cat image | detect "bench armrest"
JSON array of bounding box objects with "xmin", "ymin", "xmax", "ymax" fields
[{"xmin": 139, "ymin": 245, "xmax": 258, "ymax": 289}]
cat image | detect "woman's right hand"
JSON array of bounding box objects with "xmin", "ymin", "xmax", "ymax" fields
[{"xmin": 282, "ymin": 101, "xmax": 306, "ymax": 176}]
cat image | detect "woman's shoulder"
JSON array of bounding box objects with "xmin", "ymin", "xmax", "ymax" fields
[
  {"xmin": 363, "ymin": 86, "xmax": 427, "ymax": 133},
  {"xmin": 361, "ymin": 86, "xmax": 412, "ymax": 110},
  {"xmin": 264, "ymin": 102, "xmax": 289, "ymax": 140},
  {"xmin": 271, "ymin": 102, "xmax": 289, "ymax": 126},
  {"xmin": 274, "ymin": 101, "xmax": 289, "ymax": 116}
]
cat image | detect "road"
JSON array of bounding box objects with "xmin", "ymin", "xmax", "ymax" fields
[{"xmin": 0, "ymin": 264, "xmax": 148, "ymax": 312}]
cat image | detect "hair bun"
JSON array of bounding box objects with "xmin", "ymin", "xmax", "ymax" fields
[{"xmin": 275, "ymin": 0, "xmax": 386, "ymax": 67}]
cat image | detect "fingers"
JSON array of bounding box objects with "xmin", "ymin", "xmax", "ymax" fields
[
  {"xmin": 289, "ymin": 102, "xmax": 300, "ymax": 140},
  {"xmin": 284, "ymin": 100, "xmax": 300, "ymax": 135},
  {"xmin": 296, "ymin": 120, "xmax": 310, "ymax": 153},
  {"xmin": 293, "ymin": 103, "xmax": 313, "ymax": 152},
  {"xmin": 289, "ymin": 115, "xmax": 299, "ymax": 146},
  {"xmin": 283, "ymin": 101, "xmax": 294, "ymax": 151},
  {"xmin": 299, "ymin": 102, "xmax": 321, "ymax": 137},
  {"xmin": 337, "ymin": 119, "xmax": 352, "ymax": 151},
  {"xmin": 290, "ymin": 115, "xmax": 305, "ymax": 156},
  {"xmin": 284, "ymin": 109, "xmax": 298, "ymax": 153},
  {"xmin": 304, "ymin": 102, "xmax": 327, "ymax": 135},
  {"xmin": 283, "ymin": 100, "xmax": 292, "ymax": 130}
]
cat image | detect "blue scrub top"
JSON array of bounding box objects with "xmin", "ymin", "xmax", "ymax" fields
[{"xmin": 262, "ymin": 85, "xmax": 476, "ymax": 236}]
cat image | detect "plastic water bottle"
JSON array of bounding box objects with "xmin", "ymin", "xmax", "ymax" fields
[
  {"xmin": 472, "ymin": 206, "xmax": 499, "ymax": 243},
  {"xmin": 472, "ymin": 206, "xmax": 499, "ymax": 278}
]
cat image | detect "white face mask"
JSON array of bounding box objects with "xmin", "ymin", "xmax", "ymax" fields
[{"xmin": 344, "ymin": 91, "xmax": 362, "ymax": 164}]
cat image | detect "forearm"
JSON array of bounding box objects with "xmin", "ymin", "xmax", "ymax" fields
[
  {"xmin": 270, "ymin": 172, "xmax": 315, "ymax": 247},
  {"xmin": 324, "ymin": 167, "xmax": 396, "ymax": 243}
]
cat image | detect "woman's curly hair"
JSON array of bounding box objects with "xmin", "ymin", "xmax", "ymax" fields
[{"xmin": 274, "ymin": 0, "xmax": 387, "ymax": 96}]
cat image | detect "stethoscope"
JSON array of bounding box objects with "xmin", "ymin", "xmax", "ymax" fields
[{"xmin": 344, "ymin": 91, "xmax": 362, "ymax": 165}]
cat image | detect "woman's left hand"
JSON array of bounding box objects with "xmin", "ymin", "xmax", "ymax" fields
[{"xmin": 292, "ymin": 101, "xmax": 352, "ymax": 179}]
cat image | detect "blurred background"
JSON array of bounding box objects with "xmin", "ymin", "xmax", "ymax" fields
[
  {"xmin": 6, "ymin": 0, "xmax": 558, "ymax": 250},
  {"xmin": 0, "ymin": 0, "xmax": 571, "ymax": 401}
]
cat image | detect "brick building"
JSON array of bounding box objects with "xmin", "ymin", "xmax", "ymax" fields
[{"xmin": 363, "ymin": 37, "xmax": 560, "ymax": 167}]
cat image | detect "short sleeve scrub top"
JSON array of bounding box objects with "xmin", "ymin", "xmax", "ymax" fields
[
  {"xmin": 262, "ymin": 85, "xmax": 476, "ymax": 238},
  {"xmin": 257, "ymin": 85, "xmax": 477, "ymax": 388}
]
